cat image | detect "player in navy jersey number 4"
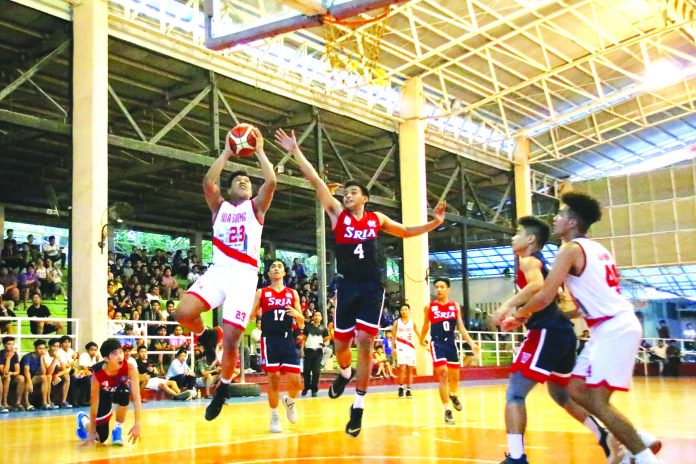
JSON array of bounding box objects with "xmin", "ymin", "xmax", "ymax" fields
[
  {"xmin": 75, "ymin": 339, "xmax": 142, "ymax": 446},
  {"xmin": 514, "ymin": 193, "xmax": 661, "ymax": 464},
  {"xmin": 420, "ymin": 277, "xmax": 478, "ymax": 425},
  {"xmin": 275, "ymin": 128, "xmax": 446, "ymax": 438},
  {"xmin": 174, "ymin": 127, "xmax": 277, "ymax": 422},
  {"xmin": 251, "ymin": 260, "xmax": 304, "ymax": 433}
]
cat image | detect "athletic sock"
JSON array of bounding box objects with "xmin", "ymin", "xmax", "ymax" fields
[
  {"xmin": 507, "ymin": 433, "xmax": 524, "ymax": 459},
  {"xmin": 353, "ymin": 389, "xmax": 366, "ymax": 409},
  {"xmin": 443, "ymin": 401, "xmax": 452, "ymax": 411},
  {"xmin": 584, "ymin": 415, "xmax": 603, "ymax": 440},
  {"xmin": 220, "ymin": 377, "xmax": 232, "ymax": 384},
  {"xmin": 340, "ymin": 366, "xmax": 352, "ymax": 379},
  {"xmin": 270, "ymin": 407, "xmax": 278, "ymax": 414},
  {"xmin": 633, "ymin": 448, "xmax": 659, "ymax": 464},
  {"xmin": 114, "ymin": 421, "xmax": 123, "ymax": 430}
]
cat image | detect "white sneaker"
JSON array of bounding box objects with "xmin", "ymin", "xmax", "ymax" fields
[
  {"xmin": 270, "ymin": 412, "xmax": 282, "ymax": 433},
  {"xmin": 282, "ymin": 396, "xmax": 298, "ymax": 424}
]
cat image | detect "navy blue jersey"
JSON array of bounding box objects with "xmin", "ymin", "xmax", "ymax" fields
[
  {"xmin": 516, "ymin": 252, "xmax": 573, "ymax": 330},
  {"xmin": 333, "ymin": 210, "xmax": 382, "ymax": 282},
  {"xmin": 429, "ymin": 301, "xmax": 458, "ymax": 342},
  {"xmin": 260, "ymin": 286, "xmax": 297, "ymax": 337}
]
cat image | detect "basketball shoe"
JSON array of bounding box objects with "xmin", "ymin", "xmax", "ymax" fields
[
  {"xmin": 112, "ymin": 426, "xmax": 124, "ymax": 446},
  {"xmin": 444, "ymin": 409, "xmax": 455, "ymax": 424},
  {"xmin": 449, "ymin": 394, "xmax": 462, "ymax": 411},
  {"xmin": 329, "ymin": 368, "xmax": 355, "ymax": 399},
  {"xmin": 345, "ymin": 406, "xmax": 363, "ymax": 437},
  {"xmin": 500, "ymin": 453, "xmax": 528, "ymax": 463},
  {"xmin": 270, "ymin": 410, "xmax": 282, "ymax": 433},
  {"xmin": 75, "ymin": 411, "xmax": 88, "ymax": 440},
  {"xmin": 282, "ymin": 396, "xmax": 297, "ymax": 424},
  {"xmin": 398, "ymin": 386, "xmax": 404, "ymax": 398},
  {"xmin": 205, "ymin": 382, "xmax": 228, "ymax": 421},
  {"xmin": 405, "ymin": 388, "xmax": 413, "ymax": 398}
]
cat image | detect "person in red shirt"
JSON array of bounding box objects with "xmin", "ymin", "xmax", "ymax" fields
[{"xmin": 75, "ymin": 339, "xmax": 142, "ymax": 446}]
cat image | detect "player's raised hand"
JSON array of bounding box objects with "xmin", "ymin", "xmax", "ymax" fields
[
  {"xmin": 274, "ymin": 128, "xmax": 299, "ymax": 153},
  {"xmin": 128, "ymin": 423, "xmax": 141, "ymax": 444},
  {"xmin": 433, "ymin": 201, "xmax": 446, "ymax": 224},
  {"xmin": 252, "ymin": 127, "xmax": 264, "ymax": 154},
  {"xmin": 223, "ymin": 134, "xmax": 236, "ymax": 159}
]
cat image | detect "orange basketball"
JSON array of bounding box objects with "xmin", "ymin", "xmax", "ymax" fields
[{"xmin": 227, "ymin": 123, "xmax": 257, "ymax": 157}]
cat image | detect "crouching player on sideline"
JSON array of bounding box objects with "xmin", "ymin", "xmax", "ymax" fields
[
  {"xmin": 76, "ymin": 339, "xmax": 141, "ymax": 446},
  {"xmin": 251, "ymin": 260, "xmax": 304, "ymax": 433}
]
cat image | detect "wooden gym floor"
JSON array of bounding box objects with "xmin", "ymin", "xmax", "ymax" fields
[{"xmin": 0, "ymin": 377, "xmax": 693, "ymax": 464}]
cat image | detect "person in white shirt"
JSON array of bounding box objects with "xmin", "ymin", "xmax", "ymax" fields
[
  {"xmin": 42, "ymin": 236, "xmax": 66, "ymax": 268},
  {"xmin": 44, "ymin": 338, "xmax": 71, "ymax": 408},
  {"xmin": 73, "ymin": 342, "xmax": 100, "ymax": 406},
  {"xmin": 165, "ymin": 348, "xmax": 196, "ymax": 393},
  {"xmin": 514, "ymin": 192, "xmax": 660, "ymax": 464}
]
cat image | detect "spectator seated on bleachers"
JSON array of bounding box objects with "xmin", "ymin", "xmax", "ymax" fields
[
  {"xmin": 194, "ymin": 344, "xmax": 220, "ymax": 399},
  {"xmin": 166, "ymin": 348, "xmax": 196, "ymax": 393},
  {"xmin": 160, "ymin": 267, "xmax": 179, "ymax": 299},
  {"xmin": 110, "ymin": 312, "xmax": 125, "ymax": 335},
  {"xmin": 44, "ymin": 338, "xmax": 71, "ymax": 408},
  {"xmin": 0, "ymin": 266, "xmax": 20, "ymax": 306},
  {"xmin": 1, "ymin": 336, "xmax": 25, "ymax": 412},
  {"xmin": 18, "ymin": 264, "xmax": 41, "ymax": 307},
  {"xmin": 27, "ymin": 293, "xmax": 63, "ymax": 335},
  {"xmin": 149, "ymin": 325, "xmax": 173, "ymax": 370},
  {"xmin": 1, "ymin": 230, "xmax": 24, "ymax": 271},
  {"xmin": 73, "ymin": 341, "xmax": 100, "ymax": 407},
  {"xmin": 0, "ymin": 297, "xmax": 16, "ymax": 335},
  {"xmin": 372, "ymin": 345, "xmax": 396, "ymax": 379},
  {"xmin": 20, "ymin": 339, "xmax": 53, "ymax": 410},
  {"xmin": 42, "ymin": 236, "xmax": 66, "ymax": 269},
  {"xmin": 21, "ymin": 235, "xmax": 41, "ymax": 264},
  {"xmin": 45, "ymin": 259, "xmax": 66, "ymax": 300},
  {"xmin": 168, "ymin": 325, "xmax": 188, "ymax": 349}
]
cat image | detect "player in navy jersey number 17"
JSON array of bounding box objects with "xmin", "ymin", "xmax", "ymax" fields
[
  {"xmin": 275, "ymin": 128, "xmax": 446, "ymax": 438},
  {"xmin": 251, "ymin": 260, "xmax": 304, "ymax": 433},
  {"xmin": 174, "ymin": 127, "xmax": 277, "ymax": 422}
]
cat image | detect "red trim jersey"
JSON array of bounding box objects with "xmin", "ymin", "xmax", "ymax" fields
[
  {"xmin": 429, "ymin": 301, "xmax": 458, "ymax": 342},
  {"xmin": 212, "ymin": 200, "xmax": 262, "ymax": 269},
  {"xmin": 92, "ymin": 360, "xmax": 130, "ymax": 393},
  {"xmin": 260, "ymin": 286, "xmax": 297, "ymax": 337},
  {"xmin": 333, "ymin": 210, "xmax": 381, "ymax": 282}
]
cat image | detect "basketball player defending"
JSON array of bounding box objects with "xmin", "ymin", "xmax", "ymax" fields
[
  {"xmin": 514, "ymin": 192, "xmax": 660, "ymax": 464},
  {"xmin": 492, "ymin": 216, "xmax": 610, "ymax": 464},
  {"xmin": 175, "ymin": 127, "xmax": 277, "ymax": 421},
  {"xmin": 392, "ymin": 303, "xmax": 420, "ymax": 398},
  {"xmin": 275, "ymin": 128, "xmax": 445, "ymax": 437},
  {"xmin": 76, "ymin": 339, "xmax": 142, "ymax": 446},
  {"xmin": 420, "ymin": 277, "xmax": 479, "ymax": 425},
  {"xmin": 251, "ymin": 260, "xmax": 304, "ymax": 433}
]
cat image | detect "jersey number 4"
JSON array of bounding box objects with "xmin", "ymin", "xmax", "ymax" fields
[
  {"xmin": 354, "ymin": 243, "xmax": 364, "ymax": 259},
  {"xmin": 605, "ymin": 264, "xmax": 621, "ymax": 293}
]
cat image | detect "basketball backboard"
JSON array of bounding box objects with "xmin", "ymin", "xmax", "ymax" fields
[{"xmin": 204, "ymin": 0, "xmax": 403, "ymax": 50}]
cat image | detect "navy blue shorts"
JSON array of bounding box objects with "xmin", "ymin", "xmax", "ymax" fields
[
  {"xmin": 430, "ymin": 339, "xmax": 459, "ymax": 368},
  {"xmin": 512, "ymin": 327, "xmax": 576, "ymax": 385},
  {"xmin": 260, "ymin": 335, "xmax": 301, "ymax": 374},
  {"xmin": 334, "ymin": 279, "xmax": 385, "ymax": 340}
]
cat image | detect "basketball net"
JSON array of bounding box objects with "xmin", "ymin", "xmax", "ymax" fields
[{"xmin": 322, "ymin": 7, "xmax": 390, "ymax": 86}]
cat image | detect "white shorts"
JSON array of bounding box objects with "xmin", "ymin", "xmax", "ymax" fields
[
  {"xmin": 186, "ymin": 263, "xmax": 258, "ymax": 331},
  {"xmin": 396, "ymin": 345, "xmax": 416, "ymax": 367},
  {"xmin": 145, "ymin": 377, "xmax": 168, "ymax": 391},
  {"xmin": 572, "ymin": 311, "xmax": 642, "ymax": 392}
]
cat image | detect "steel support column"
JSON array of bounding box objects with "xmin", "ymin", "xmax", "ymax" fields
[
  {"xmin": 459, "ymin": 159, "xmax": 470, "ymax": 323},
  {"xmin": 315, "ymin": 118, "xmax": 328, "ymax": 321}
]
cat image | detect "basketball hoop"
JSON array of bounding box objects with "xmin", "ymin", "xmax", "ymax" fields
[{"xmin": 322, "ymin": 7, "xmax": 390, "ymax": 86}]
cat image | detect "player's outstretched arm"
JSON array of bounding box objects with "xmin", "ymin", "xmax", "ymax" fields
[
  {"xmin": 515, "ymin": 242, "xmax": 580, "ymax": 320},
  {"xmin": 377, "ymin": 201, "xmax": 446, "ymax": 238},
  {"xmin": 128, "ymin": 362, "xmax": 142, "ymax": 444},
  {"xmin": 252, "ymin": 128, "xmax": 277, "ymax": 220},
  {"xmin": 203, "ymin": 139, "xmax": 235, "ymax": 214},
  {"xmin": 275, "ymin": 128, "xmax": 342, "ymax": 222}
]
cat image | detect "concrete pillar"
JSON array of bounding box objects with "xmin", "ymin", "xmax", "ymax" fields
[
  {"xmin": 398, "ymin": 77, "xmax": 432, "ymax": 376},
  {"xmin": 315, "ymin": 123, "xmax": 328, "ymax": 320},
  {"xmin": 191, "ymin": 231, "xmax": 203, "ymax": 260},
  {"xmin": 513, "ymin": 135, "xmax": 532, "ymax": 218},
  {"xmin": 71, "ymin": 0, "xmax": 109, "ymax": 347}
]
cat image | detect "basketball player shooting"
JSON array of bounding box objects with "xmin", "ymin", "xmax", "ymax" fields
[
  {"xmin": 275, "ymin": 128, "xmax": 445, "ymax": 438},
  {"xmin": 175, "ymin": 126, "xmax": 277, "ymax": 421},
  {"xmin": 513, "ymin": 192, "xmax": 661, "ymax": 464}
]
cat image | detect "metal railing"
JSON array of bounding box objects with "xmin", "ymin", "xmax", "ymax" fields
[
  {"xmin": 0, "ymin": 316, "xmax": 79, "ymax": 356},
  {"xmin": 635, "ymin": 337, "xmax": 694, "ymax": 376},
  {"xmin": 455, "ymin": 330, "xmax": 526, "ymax": 367},
  {"xmin": 106, "ymin": 320, "xmax": 196, "ymax": 370}
]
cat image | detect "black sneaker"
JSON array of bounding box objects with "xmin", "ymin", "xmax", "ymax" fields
[
  {"xmin": 345, "ymin": 406, "xmax": 363, "ymax": 437},
  {"xmin": 598, "ymin": 425, "xmax": 610, "ymax": 457},
  {"xmin": 205, "ymin": 383, "xmax": 228, "ymax": 421},
  {"xmin": 405, "ymin": 389, "xmax": 413, "ymax": 398},
  {"xmin": 444, "ymin": 409, "xmax": 455, "ymax": 424},
  {"xmin": 500, "ymin": 453, "xmax": 528, "ymax": 464},
  {"xmin": 328, "ymin": 368, "xmax": 355, "ymax": 399},
  {"xmin": 450, "ymin": 395, "xmax": 462, "ymax": 411},
  {"xmin": 301, "ymin": 388, "xmax": 308, "ymax": 396},
  {"xmin": 398, "ymin": 386, "xmax": 404, "ymax": 398},
  {"xmin": 198, "ymin": 328, "xmax": 218, "ymax": 364}
]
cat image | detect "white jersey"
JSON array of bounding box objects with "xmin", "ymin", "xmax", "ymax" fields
[
  {"xmin": 211, "ymin": 200, "xmax": 262, "ymax": 269},
  {"xmin": 565, "ymin": 238, "xmax": 633, "ymax": 324},
  {"xmin": 395, "ymin": 318, "xmax": 416, "ymax": 350}
]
